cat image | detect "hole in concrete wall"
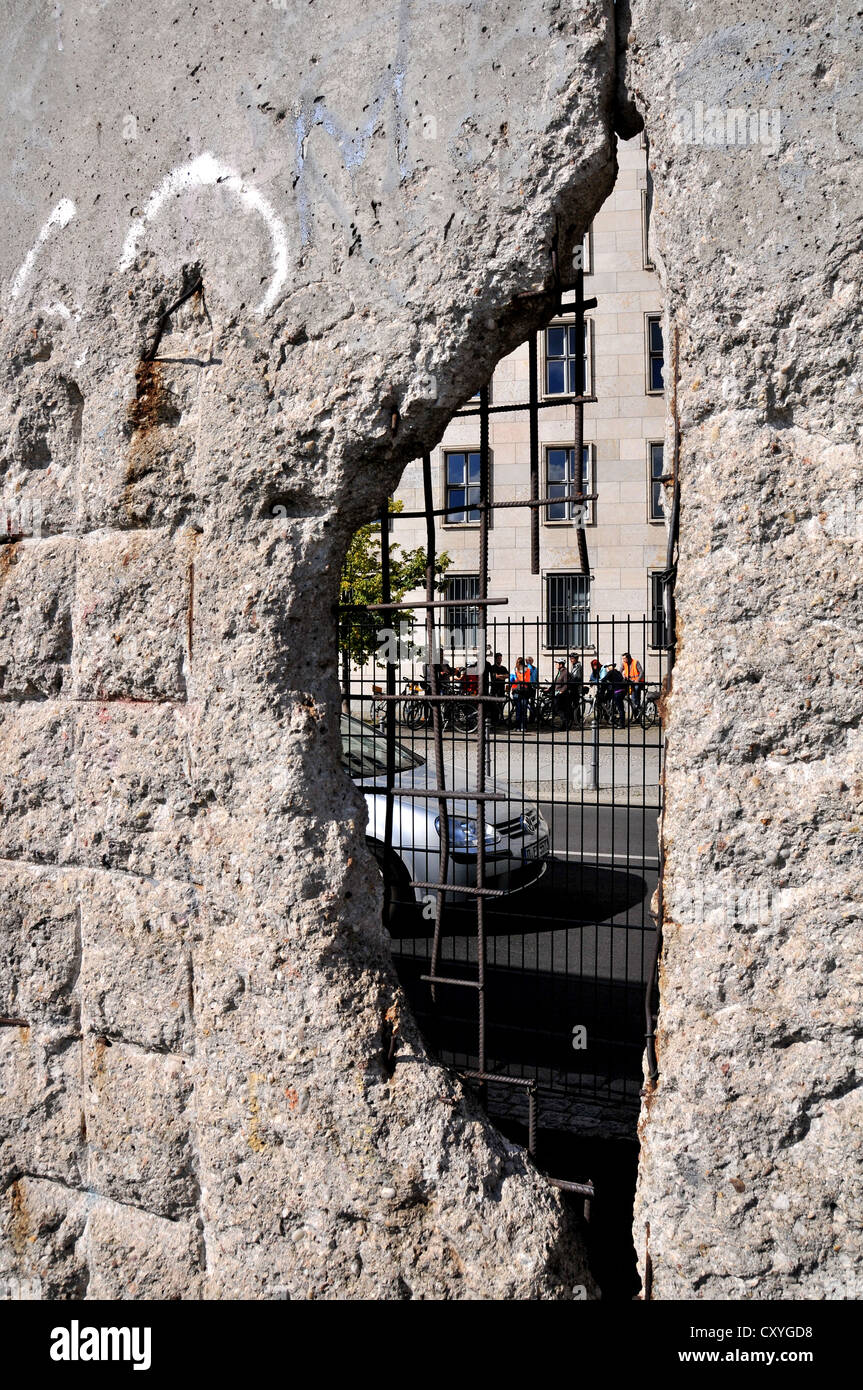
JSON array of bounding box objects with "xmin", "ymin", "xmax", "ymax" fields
[{"xmin": 336, "ymin": 133, "xmax": 672, "ymax": 1299}]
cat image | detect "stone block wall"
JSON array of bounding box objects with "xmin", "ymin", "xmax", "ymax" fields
[
  {"xmin": 0, "ymin": 0, "xmax": 618, "ymax": 1299},
  {"xmin": 626, "ymin": 0, "xmax": 863, "ymax": 1297}
]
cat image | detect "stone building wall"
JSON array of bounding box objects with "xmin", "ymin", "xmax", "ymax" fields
[{"xmin": 391, "ymin": 132, "xmax": 666, "ymax": 637}]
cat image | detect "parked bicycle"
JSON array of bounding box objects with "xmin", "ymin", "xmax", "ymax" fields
[
  {"xmin": 594, "ymin": 680, "xmax": 659, "ymax": 729},
  {"xmin": 401, "ymin": 677, "xmax": 431, "ymax": 730},
  {"xmin": 400, "ymin": 668, "xmax": 480, "ymax": 734},
  {"xmin": 538, "ymin": 681, "xmax": 592, "ymax": 731}
]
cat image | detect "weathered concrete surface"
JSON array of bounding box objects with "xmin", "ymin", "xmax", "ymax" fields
[
  {"xmin": 0, "ymin": 1, "xmax": 618, "ymax": 1298},
  {"xmin": 626, "ymin": 2, "xmax": 863, "ymax": 1296}
]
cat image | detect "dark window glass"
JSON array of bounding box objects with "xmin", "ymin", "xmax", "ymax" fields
[
  {"xmin": 545, "ymin": 322, "xmax": 589, "ymax": 395},
  {"xmin": 445, "ymin": 574, "xmax": 480, "ymax": 647},
  {"xmin": 545, "ymin": 446, "xmax": 591, "ymax": 523},
  {"xmin": 444, "ymin": 451, "xmax": 481, "ymax": 523},
  {"xmin": 647, "ymin": 315, "xmax": 665, "ymax": 392},
  {"xmin": 649, "ymin": 442, "xmax": 665, "ymax": 520},
  {"xmin": 651, "ymin": 571, "xmax": 672, "ymax": 648}
]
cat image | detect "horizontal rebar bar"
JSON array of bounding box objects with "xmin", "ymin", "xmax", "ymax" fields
[
  {"xmin": 453, "ymin": 392, "xmax": 597, "ymax": 418},
  {"xmin": 410, "ymin": 880, "xmax": 507, "ymax": 897},
  {"xmin": 461, "ymin": 1069, "xmax": 535, "ymax": 1089},
  {"xmin": 390, "ymin": 493, "xmax": 597, "ymax": 520},
  {"xmin": 355, "ymin": 786, "xmax": 507, "ymax": 801},
  {"xmin": 547, "ymin": 1178, "xmax": 595, "ymax": 1198},
  {"xmin": 419, "ymin": 975, "xmax": 482, "ymax": 990},
  {"xmin": 366, "ymin": 598, "xmax": 508, "ymax": 611},
  {"xmin": 351, "ymin": 692, "xmax": 506, "ymax": 703}
]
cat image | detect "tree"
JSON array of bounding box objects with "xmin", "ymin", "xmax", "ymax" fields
[{"xmin": 339, "ymin": 501, "xmax": 451, "ymax": 669}]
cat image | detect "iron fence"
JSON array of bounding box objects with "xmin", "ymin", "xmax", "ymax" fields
[{"xmin": 340, "ymin": 613, "xmax": 666, "ymax": 1119}]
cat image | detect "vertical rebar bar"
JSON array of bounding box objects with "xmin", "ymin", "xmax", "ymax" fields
[
  {"xmin": 574, "ymin": 262, "xmax": 590, "ymax": 577},
  {"xmin": 380, "ymin": 503, "xmax": 395, "ymax": 922},
  {"xmin": 528, "ymin": 335, "xmax": 540, "ymax": 576},
  {"xmin": 476, "ymin": 385, "xmax": 490, "ymax": 1099},
  {"xmin": 424, "ymin": 454, "xmax": 449, "ymax": 1002}
]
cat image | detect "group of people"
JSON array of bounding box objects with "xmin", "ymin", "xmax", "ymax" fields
[
  {"xmin": 424, "ymin": 649, "xmax": 646, "ymax": 730},
  {"xmin": 484, "ymin": 649, "xmax": 645, "ymax": 729},
  {"xmin": 586, "ymin": 653, "xmax": 645, "ymax": 722}
]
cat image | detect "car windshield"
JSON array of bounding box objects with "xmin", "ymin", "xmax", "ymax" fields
[{"xmin": 340, "ymin": 717, "xmax": 425, "ymax": 779}]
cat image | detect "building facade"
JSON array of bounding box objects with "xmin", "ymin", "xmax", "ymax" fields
[{"xmin": 390, "ymin": 135, "xmax": 669, "ymax": 676}]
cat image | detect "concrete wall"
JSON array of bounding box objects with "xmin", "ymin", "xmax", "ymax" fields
[
  {"xmin": 627, "ymin": 0, "xmax": 863, "ymax": 1297},
  {"xmin": 0, "ymin": 0, "xmax": 620, "ymax": 1300},
  {"xmin": 1, "ymin": 0, "xmax": 860, "ymax": 1302}
]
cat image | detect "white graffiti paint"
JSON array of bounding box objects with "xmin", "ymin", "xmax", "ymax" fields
[
  {"xmin": 118, "ymin": 153, "xmax": 289, "ymax": 315},
  {"xmin": 9, "ymin": 197, "xmax": 76, "ymax": 301}
]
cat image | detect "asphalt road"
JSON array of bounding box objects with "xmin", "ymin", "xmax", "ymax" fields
[{"xmin": 392, "ymin": 800, "xmax": 659, "ymax": 1094}]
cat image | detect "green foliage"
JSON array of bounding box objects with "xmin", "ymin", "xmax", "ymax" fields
[{"xmin": 339, "ymin": 501, "xmax": 451, "ymax": 666}]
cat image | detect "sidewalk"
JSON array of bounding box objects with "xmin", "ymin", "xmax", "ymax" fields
[{"xmin": 447, "ymin": 734, "xmax": 661, "ymax": 801}]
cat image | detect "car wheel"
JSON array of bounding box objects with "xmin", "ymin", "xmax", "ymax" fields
[{"xmin": 366, "ymin": 840, "xmax": 419, "ymax": 931}]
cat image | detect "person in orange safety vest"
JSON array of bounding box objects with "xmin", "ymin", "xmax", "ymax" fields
[{"xmin": 621, "ymin": 651, "xmax": 644, "ymax": 712}]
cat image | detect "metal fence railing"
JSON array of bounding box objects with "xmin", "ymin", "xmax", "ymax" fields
[{"xmin": 339, "ymin": 613, "xmax": 666, "ymax": 1122}]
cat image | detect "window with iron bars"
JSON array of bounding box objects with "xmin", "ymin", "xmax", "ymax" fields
[
  {"xmin": 444, "ymin": 573, "xmax": 480, "ymax": 647},
  {"xmin": 545, "ymin": 572, "xmax": 591, "ymax": 650},
  {"xmin": 543, "ymin": 319, "xmax": 591, "ymax": 397},
  {"xmin": 650, "ymin": 570, "xmax": 673, "ymax": 648},
  {"xmin": 545, "ymin": 444, "xmax": 594, "ymax": 524},
  {"xmin": 444, "ymin": 449, "xmax": 482, "ymax": 525}
]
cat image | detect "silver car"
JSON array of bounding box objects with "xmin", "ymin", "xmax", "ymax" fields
[{"xmin": 341, "ymin": 714, "xmax": 550, "ymax": 920}]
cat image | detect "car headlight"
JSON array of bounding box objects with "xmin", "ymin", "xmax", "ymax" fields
[{"xmin": 434, "ymin": 816, "xmax": 501, "ymax": 850}]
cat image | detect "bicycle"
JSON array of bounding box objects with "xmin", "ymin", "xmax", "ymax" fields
[
  {"xmin": 593, "ymin": 685, "xmax": 627, "ymax": 729},
  {"xmin": 631, "ymin": 684, "xmax": 660, "ymax": 729},
  {"xmin": 538, "ymin": 682, "xmax": 591, "ymax": 731},
  {"xmin": 500, "ymin": 684, "xmax": 536, "ymax": 731},
  {"xmin": 401, "ymin": 677, "xmax": 431, "ymax": 730},
  {"xmin": 402, "ymin": 671, "xmax": 480, "ymax": 735},
  {"xmin": 593, "ymin": 681, "xmax": 659, "ymax": 730}
]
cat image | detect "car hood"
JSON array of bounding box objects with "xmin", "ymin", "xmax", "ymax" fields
[{"xmin": 355, "ymin": 760, "xmax": 524, "ymax": 828}]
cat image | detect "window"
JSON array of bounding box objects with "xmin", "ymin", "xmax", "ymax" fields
[
  {"xmin": 546, "ymin": 573, "xmax": 590, "ymax": 649},
  {"xmin": 545, "ymin": 445, "xmax": 594, "ymax": 524},
  {"xmin": 648, "ymin": 442, "xmax": 665, "ymax": 521},
  {"xmin": 646, "ymin": 314, "xmax": 664, "ymax": 394},
  {"xmin": 444, "ymin": 574, "xmax": 480, "ymax": 647},
  {"xmin": 650, "ymin": 571, "xmax": 672, "ymax": 649},
  {"xmin": 544, "ymin": 320, "xmax": 591, "ymax": 397},
  {"xmin": 444, "ymin": 450, "xmax": 481, "ymax": 524}
]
